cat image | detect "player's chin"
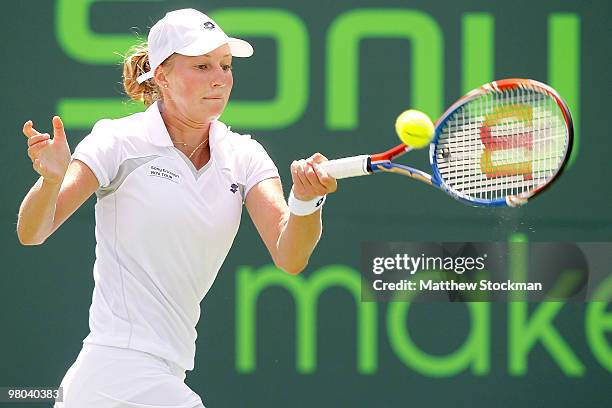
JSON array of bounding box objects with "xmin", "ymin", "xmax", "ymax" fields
[{"xmin": 199, "ymin": 99, "xmax": 227, "ymax": 116}]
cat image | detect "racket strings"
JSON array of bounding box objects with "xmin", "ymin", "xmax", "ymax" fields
[{"xmin": 435, "ymin": 86, "xmax": 568, "ymax": 201}]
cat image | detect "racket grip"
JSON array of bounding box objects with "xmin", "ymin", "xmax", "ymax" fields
[{"xmin": 320, "ymin": 155, "xmax": 370, "ymax": 179}]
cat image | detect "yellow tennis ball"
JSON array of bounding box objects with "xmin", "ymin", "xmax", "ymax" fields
[{"xmin": 395, "ymin": 109, "xmax": 435, "ymax": 149}]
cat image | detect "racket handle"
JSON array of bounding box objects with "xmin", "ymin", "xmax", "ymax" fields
[{"xmin": 320, "ymin": 155, "xmax": 370, "ymax": 179}]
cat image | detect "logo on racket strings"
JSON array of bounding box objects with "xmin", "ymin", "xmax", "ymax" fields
[{"xmin": 479, "ymin": 104, "xmax": 533, "ymax": 181}]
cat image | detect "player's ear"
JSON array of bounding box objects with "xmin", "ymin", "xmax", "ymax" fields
[{"xmin": 153, "ymin": 65, "xmax": 169, "ymax": 89}]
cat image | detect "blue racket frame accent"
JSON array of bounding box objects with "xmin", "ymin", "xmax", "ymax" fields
[{"xmin": 370, "ymin": 161, "xmax": 433, "ymax": 184}]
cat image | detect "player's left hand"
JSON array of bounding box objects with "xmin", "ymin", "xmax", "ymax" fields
[{"xmin": 290, "ymin": 153, "xmax": 337, "ymax": 201}]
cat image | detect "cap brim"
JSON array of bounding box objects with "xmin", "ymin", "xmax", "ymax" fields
[
  {"xmin": 136, "ymin": 36, "xmax": 253, "ymax": 84},
  {"xmin": 227, "ymin": 38, "xmax": 254, "ymax": 57},
  {"xmin": 177, "ymin": 37, "xmax": 253, "ymax": 58}
]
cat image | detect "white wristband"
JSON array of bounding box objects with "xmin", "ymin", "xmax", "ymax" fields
[{"xmin": 288, "ymin": 189, "xmax": 326, "ymax": 216}]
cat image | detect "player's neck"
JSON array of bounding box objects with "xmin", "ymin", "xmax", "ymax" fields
[{"xmin": 158, "ymin": 101, "xmax": 211, "ymax": 147}]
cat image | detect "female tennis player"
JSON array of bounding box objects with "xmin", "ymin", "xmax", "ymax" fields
[{"xmin": 17, "ymin": 8, "xmax": 336, "ymax": 407}]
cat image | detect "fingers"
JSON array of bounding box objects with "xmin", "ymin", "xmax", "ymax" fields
[
  {"xmin": 291, "ymin": 157, "xmax": 337, "ymax": 200},
  {"xmin": 307, "ymin": 152, "xmax": 329, "ymax": 165},
  {"xmin": 303, "ymin": 163, "xmax": 328, "ymax": 196},
  {"xmin": 290, "ymin": 160, "xmax": 305, "ymax": 191},
  {"xmin": 305, "ymin": 152, "xmax": 337, "ymax": 192},
  {"xmin": 22, "ymin": 120, "xmax": 42, "ymax": 138},
  {"xmin": 22, "ymin": 116, "xmax": 66, "ymax": 141},
  {"xmin": 27, "ymin": 133, "xmax": 50, "ymax": 147},
  {"xmin": 292, "ymin": 159, "xmax": 325, "ymax": 197},
  {"xmin": 27, "ymin": 137, "xmax": 51, "ymax": 160},
  {"xmin": 291, "ymin": 160, "xmax": 308, "ymax": 194},
  {"xmin": 310, "ymin": 162, "xmax": 337, "ymax": 193},
  {"xmin": 52, "ymin": 116, "xmax": 67, "ymax": 141}
]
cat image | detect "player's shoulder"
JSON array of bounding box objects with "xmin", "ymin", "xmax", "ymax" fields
[
  {"xmin": 89, "ymin": 111, "xmax": 147, "ymax": 140},
  {"xmin": 221, "ymin": 124, "xmax": 252, "ymax": 146},
  {"xmin": 218, "ymin": 121, "xmax": 266, "ymax": 154}
]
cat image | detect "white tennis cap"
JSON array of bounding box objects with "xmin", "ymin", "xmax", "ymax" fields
[{"xmin": 136, "ymin": 8, "xmax": 253, "ymax": 84}]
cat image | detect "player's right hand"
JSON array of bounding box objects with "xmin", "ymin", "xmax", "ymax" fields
[{"xmin": 22, "ymin": 116, "xmax": 71, "ymax": 185}]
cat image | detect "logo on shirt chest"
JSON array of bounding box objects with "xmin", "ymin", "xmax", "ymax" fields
[{"xmin": 148, "ymin": 165, "xmax": 182, "ymax": 184}]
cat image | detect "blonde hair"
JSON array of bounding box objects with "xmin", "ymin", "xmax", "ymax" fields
[{"xmin": 123, "ymin": 41, "xmax": 174, "ymax": 107}]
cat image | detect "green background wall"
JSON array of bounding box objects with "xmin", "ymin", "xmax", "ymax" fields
[{"xmin": 2, "ymin": 1, "xmax": 610, "ymax": 407}]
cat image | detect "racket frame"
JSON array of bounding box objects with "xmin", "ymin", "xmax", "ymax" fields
[{"xmin": 367, "ymin": 79, "xmax": 574, "ymax": 207}]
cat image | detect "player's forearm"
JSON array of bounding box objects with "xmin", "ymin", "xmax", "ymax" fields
[
  {"xmin": 17, "ymin": 177, "xmax": 61, "ymax": 245},
  {"xmin": 275, "ymin": 210, "xmax": 323, "ymax": 274}
]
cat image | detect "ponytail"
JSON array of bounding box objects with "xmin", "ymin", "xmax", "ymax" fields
[{"xmin": 122, "ymin": 42, "xmax": 161, "ymax": 107}]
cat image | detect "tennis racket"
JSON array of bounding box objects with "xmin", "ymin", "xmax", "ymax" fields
[{"xmin": 321, "ymin": 78, "xmax": 573, "ymax": 207}]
